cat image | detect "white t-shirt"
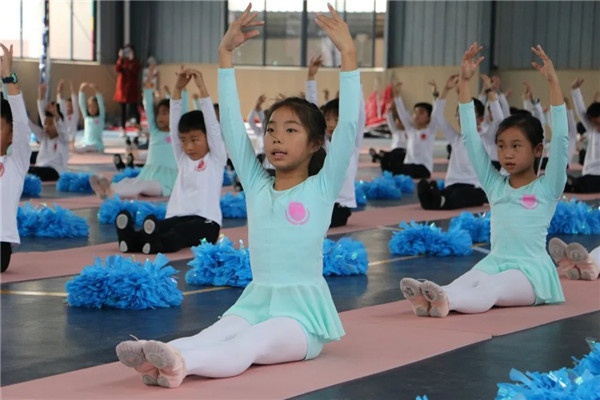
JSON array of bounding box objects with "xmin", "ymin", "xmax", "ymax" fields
[
  {"xmin": 166, "ymin": 97, "xmax": 227, "ymax": 225},
  {"xmin": 394, "ymin": 96, "xmax": 437, "ymax": 173},
  {"xmin": 1, "ymin": 92, "xmax": 32, "ymax": 244},
  {"xmin": 572, "ymin": 88, "xmax": 600, "ymax": 176},
  {"xmin": 35, "ymin": 100, "xmax": 69, "ymax": 173},
  {"xmin": 57, "ymin": 93, "xmax": 79, "ymax": 140}
]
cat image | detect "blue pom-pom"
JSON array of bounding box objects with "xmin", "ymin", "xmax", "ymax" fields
[
  {"xmin": 437, "ymin": 179, "xmax": 445, "ymax": 190},
  {"xmin": 360, "ymin": 172, "xmax": 402, "ymax": 199},
  {"xmin": 449, "ymin": 212, "xmax": 491, "ymax": 243},
  {"xmin": 186, "ymin": 237, "xmax": 252, "ymax": 287},
  {"xmin": 549, "ymin": 198, "xmax": 600, "ymax": 235},
  {"xmin": 56, "ymin": 171, "xmax": 93, "ymax": 193},
  {"xmin": 416, "ymin": 396, "xmax": 429, "ymax": 400},
  {"xmin": 17, "ymin": 203, "xmax": 89, "ymax": 238},
  {"xmin": 21, "ymin": 174, "xmax": 42, "ymax": 197},
  {"xmin": 97, "ymin": 196, "xmax": 166, "ymax": 227},
  {"xmin": 323, "ymin": 237, "xmax": 369, "ymax": 276},
  {"xmin": 112, "ymin": 167, "xmax": 141, "ymax": 183},
  {"xmin": 389, "ymin": 221, "xmax": 473, "ymax": 256},
  {"xmin": 355, "ymin": 184, "xmax": 367, "ymax": 207},
  {"xmin": 66, "ymin": 254, "xmax": 183, "ymax": 309},
  {"xmin": 220, "ymin": 192, "xmax": 247, "ymax": 219},
  {"xmin": 496, "ymin": 341, "xmax": 600, "ymax": 399},
  {"xmin": 223, "ymin": 168, "xmax": 233, "ymax": 186},
  {"xmin": 392, "ymin": 174, "xmax": 415, "ymax": 193}
]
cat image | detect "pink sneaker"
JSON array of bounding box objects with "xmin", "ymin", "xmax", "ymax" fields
[
  {"xmin": 400, "ymin": 278, "xmax": 429, "ymax": 316},
  {"xmin": 142, "ymin": 341, "xmax": 187, "ymax": 388},
  {"xmin": 115, "ymin": 340, "xmax": 159, "ymax": 386},
  {"xmin": 421, "ymin": 281, "xmax": 450, "ymax": 318}
]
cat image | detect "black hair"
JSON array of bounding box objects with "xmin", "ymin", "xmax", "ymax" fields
[
  {"xmin": 213, "ymin": 103, "xmax": 219, "ymax": 112},
  {"xmin": 178, "ymin": 110, "xmax": 206, "ymax": 134},
  {"xmin": 495, "ymin": 114, "xmax": 544, "ymax": 148},
  {"xmin": 576, "ymin": 122, "xmax": 586, "ymax": 135},
  {"xmin": 156, "ymin": 98, "xmax": 170, "ymax": 114},
  {"xmin": 509, "ymin": 107, "xmax": 531, "ymax": 116},
  {"xmin": 472, "ymin": 98, "xmax": 485, "ymax": 118},
  {"xmin": 413, "ymin": 102, "xmax": 432, "ymax": 117},
  {"xmin": 320, "ymin": 98, "xmax": 340, "ymax": 117},
  {"xmin": 266, "ymin": 97, "xmax": 326, "ymax": 176},
  {"xmin": 45, "ymin": 102, "xmax": 64, "ymax": 121},
  {"xmin": 1, "ymin": 98, "xmax": 13, "ymax": 125},
  {"xmin": 587, "ymin": 102, "xmax": 600, "ymax": 120}
]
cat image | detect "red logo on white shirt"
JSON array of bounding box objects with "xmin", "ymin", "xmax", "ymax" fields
[
  {"xmin": 54, "ymin": 143, "xmax": 58, "ymax": 151},
  {"xmin": 196, "ymin": 160, "xmax": 206, "ymax": 171},
  {"xmin": 420, "ymin": 132, "xmax": 427, "ymax": 140},
  {"xmin": 0, "ymin": 162, "xmax": 4, "ymax": 177}
]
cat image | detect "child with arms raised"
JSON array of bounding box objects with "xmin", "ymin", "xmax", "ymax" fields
[
  {"xmin": 0, "ymin": 44, "xmax": 31, "ymax": 272},
  {"xmin": 89, "ymin": 63, "xmax": 178, "ymax": 199},
  {"xmin": 75, "ymin": 82, "xmax": 105, "ymax": 153},
  {"xmin": 56, "ymin": 79, "xmax": 79, "ymax": 150},
  {"xmin": 401, "ymin": 43, "xmax": 568, "ymax": 317},
  {"xmin": 115, "ymin": 4, "xmax": 359, "ymax": 387},
  {"xmin": 115, "ymin": 68, "xmax": 226, "ymax": 254}
]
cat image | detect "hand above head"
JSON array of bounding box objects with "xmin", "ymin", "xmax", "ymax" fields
[
  {"xmin": 530, "ymin": 45, "xmax": 558, "ymax": 84},
  {"xmin": 174, "ymin": 66, "xmax": 192, "ymax": 90},
  {"xmin": 480, "ymin": 74, "xmax": 492, "ymax": 90},
  {"xmin": 314, "ymin": 4, "xmax": 356, "ymax": 71},
  {"xmin": 444, "ymin": 74, "xmax": 459, "ymax": 90},
  {"xmin": 392, "ymin": 81, "xmax": 402, "ymax": 97},
  {"xmin": 57, "ymin": 79, "xmax": 65, "ymax": 93},
  {"xmin": 256, "ymin": 94, "xmax": 266, "ymax": 109},
  {"xmin": 522, "ymin": 81, "xmax": 534, "ymax": 100},
  {"xmin": 460, "ymin": 42, "xmax": 484, "ymax": 82},
  {"xmin": 308, "ymin": 54, "xmax": 323, "ymax": 79},
  {"xmin": 0, "ymin": 43, "xmax": 13, "ymax": 77},
  {"xmin": 219, "ymin": 3, "xmax": 264, "ymax": 54},
  {"xmin": 570, "ymin": 77, "xmax": 584, "ymax": 90}
]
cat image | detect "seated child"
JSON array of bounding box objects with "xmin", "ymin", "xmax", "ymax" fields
[{"xmin": 75, "ymin": 82, "xmax": 105, "ymax": 153}]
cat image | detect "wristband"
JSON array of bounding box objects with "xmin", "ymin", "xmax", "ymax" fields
[{"xmin": 1, "ymin": 73, "xmax": 18, "ymax": 84}]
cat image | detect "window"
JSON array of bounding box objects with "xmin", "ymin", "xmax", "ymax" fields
[
  {"xmin": 2, "ymin": 0, "xmax": 95, "ymax": 61},
  {"xmin": 227, "ymin": 0, "xmax": 386, "ymax": 67}
]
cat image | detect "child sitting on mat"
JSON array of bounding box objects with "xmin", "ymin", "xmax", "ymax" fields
[
  {"xmin": 90, "ymin": 63, "xmax": 178, "ymax": 199},
  {"xmin": 400, "ymin": 43, "xmax": 569, "ymax": 317},
  {"xmin": 548, "ymin": 238, "xmax": 600, "ymax": 281},
  {"xmin": 115, "ymin": 67, "xmax": 226, "ymax": 254},
  {"xmin": 0, "ymin": 43, "xmax": 31, "ymax": 272},
  {"xmin": 115, "ymin": 4, "xmax": 358, "ymax": 387},
  {"xmin": 75, "ymin": 82, "xmax": 105, "ymax": 153}
]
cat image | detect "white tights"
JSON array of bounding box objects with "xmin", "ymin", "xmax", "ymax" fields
[
  {"xmin": 590, "ymin": 246, "xmax": 600, "ymax": 267},
  {"xmin": 112, "ymin": 178, "xmax": 162, "ymax": 198},
  {"xmin": 169, "ymin": 315, "xmax": 308, "ymax": 378},
  {"xmin": 443, "ymin": 269, "xmax": 536, "ymax": 314}
]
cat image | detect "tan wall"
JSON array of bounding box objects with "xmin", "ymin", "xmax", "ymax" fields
[{"xmin": 12, "ymin": 58, "xmax": 599, "ymax": 130}]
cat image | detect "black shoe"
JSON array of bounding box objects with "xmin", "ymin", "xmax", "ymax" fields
[
  {"xmin": 141, "ymin": 215, "xmax": 161, "ymax": 254},
  {"xmin": 126, "ymin": 153, "xmax": 135, "ymax": 168},
  {"xmin": 369, "ymin": 148, "xmax": 380, "ymax": 163},
  {"xmin": 417, "ymin": 179, "xmax": 441, "ymax": 210},
  {"xmin": 116, "ymin": 211, "xmax": 139, "ymax": 252},
  {"xmin": 113, "ymin": 154, "xmax": 126, "ymax": 171}
]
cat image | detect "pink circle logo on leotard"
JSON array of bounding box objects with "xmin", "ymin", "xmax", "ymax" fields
[
  {"xmin": 521, "ymin": 194, "xmax": 538, "ymax": 209},
  {"xmin": 165, "ymin": 136, "xmax": 171, "ymax": 143},
  {"xmin": 285, "ymin": 202, "xmax": 310, "ymax": 225}
]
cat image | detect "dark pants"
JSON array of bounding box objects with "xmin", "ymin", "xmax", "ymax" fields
[
  {"xmin": 330, "ymin": 203, "xmax": 352, "ymax": 228},
  {"xmin": 1, "ymin": 242, "xmax": 12, "ymax": 272},
  {"xmin": 153, "ymin": 215, "xmax": 220, "ymax": 253},
  {"xmin": 120, "ymin": 102, "xmax": 140, "ymax": 129},
  {"xmin": 28, "ymin": 166, "xmax": 59, "ymax": 181},
  {"xmin": 380, "ymin": 148, "xmax": 407, "ymax": 175},
  {"xmin": 565, "ymin": 174, "xmax": 600, "ymax": 193},
  {"xmin": 30, "ymin": 151, "xmax": 38, "ymax": 165},
  {"xmin": 396, "ymin": 163, "xmax": 431, "ymax": 179},
  {"xmin": 418, "ymin": 180, "xmax": 487, "ymax": 210}
]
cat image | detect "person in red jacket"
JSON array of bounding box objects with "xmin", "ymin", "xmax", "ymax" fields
[{"xmin": 114, "ymin": 44, "xmax": 141, "ymax": 136}]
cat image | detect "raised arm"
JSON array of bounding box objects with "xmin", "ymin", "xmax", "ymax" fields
[
  {"xmin": 305, "ymin": 55, "xmax": 322, "ymax": 106},
  {"xmin": 432, "ymin": 75, "xmax": 460, "ymax": 141},
  {"xmin": 458, "ymin": 42, "xmax": 501, "ymax": 191},
  {"xmin": 570, "ymin": 78, "xmax": 591, "ymax": 132},
  {"xmin": 1, "ymin": 43, "xmax": 31, "ymax": 171},
  {"xmin": 247, "ymin": 94, "xmax": 266, "ymax": 135},
  {"xmin": 218, "ymin": 5, "xmax": 269, "ymax": 192},
  {"xmin": 191, "ymin": 69, "xmax": 228, "ymax": 165},
  {"xmin": 392, "ymin": 82, "xmax": 415, "ymax": 131},
  {"xmin": 168, "ymin": 67, "xmax": 191, "ymax": 159},
  {"xmin": 530, "ymin": 45, "xmax": 567, "ymax": 197},
  {"xmin": 36, "ymin": 83, "xmax": 47, "ymax": 133}
]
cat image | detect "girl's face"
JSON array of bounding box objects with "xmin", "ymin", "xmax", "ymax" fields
[
  {"xmin": 87, "ymin": 98, "xmax": 99, "ymax": 117},
  {"xmin": 156, "ymin": 105, "xmax": 170, "ymax": 131},
  {"xmin": 324, "ymin": 110, "xmax": 338, "ymax": 136},
  {"xmin": 496, "ymin": 127, "xmax": 542, "ymax": 176},
  {"xmin": 43, "ymin": 116, "xmax": 59, "ymax": 139},
  {"xmin": 1, "ymin": 117, "xmax": 12, "ymax": 156},
  {"xmin": 264, "ymin": 106, "xmax": 320, "ymax": 174}
]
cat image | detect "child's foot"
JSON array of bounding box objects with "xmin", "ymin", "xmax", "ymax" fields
[
  {"xmin": 116, "ymin": 211, "xmax": 138, "ymax": 253},
  {"xmin": 141, "ymin": 215, "xmax": 160, "ymax": 254},
  {"xmin": 89, "ymin": 175, "xmax": 107, "ymax": 199},
  {"xmin": 115, "ymin": 340, "xmax": 159, "ymax": 386},
  {"xmin": 566, "ymin": 243, "xmax": 600, "ymax": 280},
  {"xmin": 98, "ymin": 176, "xmax": 113, "ymax": 198},
  {"xmin": 548, "ymin": 238, "xmax": 568, "ymax": 264},
  {"xmin": 126, "ymin": 153, "xmax": 135, "ymax": 168},
  {"xmin": 113, "ymin": 154, "xmax": 126, "ymax": 171},
  {"xmin": 421, "ymin": 281, "xmax": 450, "ymax": 318},
  {"xmin": 369, "ymin": 148, "xmax": 380, "ymax": 163},
  {"xmin": 142, "ymin": 341, "xmax": 187, "ymax": 388},
  {"xmin": 417, "ymin": 179, "xmax": 441, "ymax": 210},
  {"xmin": 399, "ymin": 278, "xmax": 429, "ymax": 316}
]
